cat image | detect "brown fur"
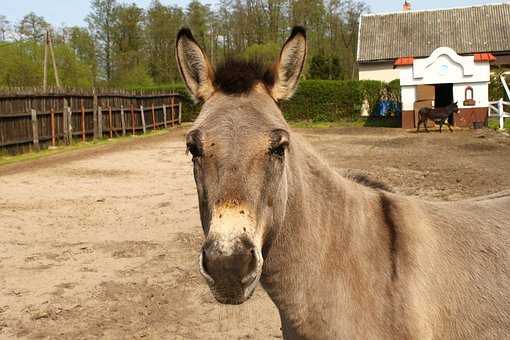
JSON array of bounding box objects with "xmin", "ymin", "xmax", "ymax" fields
[{"xmin": 177, "ymin": 27, "xmax": 510, "ymax": 339}]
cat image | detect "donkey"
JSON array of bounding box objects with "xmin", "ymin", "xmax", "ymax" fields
[
  {"xmin": 416, "ymin": 102, "xmax": 459, "ymax": 133},
  {"xmin": 176, "ymin": 27, "xmax": 510, "ymax": 339}
]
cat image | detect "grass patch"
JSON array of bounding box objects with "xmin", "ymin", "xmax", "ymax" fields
[
  {"xmin": 488, "ymin": 117, "xmax": 510, "ymax": 131},
  {"xmin": 0, "ymin": 129, "xmax": 171, "ymax": 167},
  {"xmin": 290, "ymin": 119, "xmax": 365, "ymax": 129},
  {"xmin": 289, "ymin": 117, "xmax": 400, "ymax": 129}
]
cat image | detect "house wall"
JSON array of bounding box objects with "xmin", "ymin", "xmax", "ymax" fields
[{"xmin": 358, "ymin": 62, "xmax": 399, "ymax": 82}]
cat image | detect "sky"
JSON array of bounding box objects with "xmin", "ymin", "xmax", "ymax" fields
[{"xmin": 2, "ymin": 0, "xmax": 508, "ymax": 27}]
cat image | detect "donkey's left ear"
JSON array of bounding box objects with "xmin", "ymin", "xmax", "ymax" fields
[
  {"xmin": 270, "ymin": 26, "xmax": 307, "ymax": 101},
  {"xmin": 176, "ymin": 28, "xmax": 215, "ymax": 102}
]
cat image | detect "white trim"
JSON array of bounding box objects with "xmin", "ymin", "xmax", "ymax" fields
[
  {"xmin": 361, "ymin": 2, "xmax": 508, "ymax": 17},
  {"xmin": 356, "ymin": 15, "xmax": 362, "ymax": 61},
  {"xmin": 413, "ymin": 47, "xmax": 474, "ymax": 79}
]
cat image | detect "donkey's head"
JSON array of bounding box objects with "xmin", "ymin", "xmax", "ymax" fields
[{"xmin": 176, "ymin": 27, "xmax": 306, "ymax": 304}]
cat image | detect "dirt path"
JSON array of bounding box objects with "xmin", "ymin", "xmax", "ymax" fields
[{"xmin": 1, "ymin": 127, "xmax": 509, "ymax": 339}]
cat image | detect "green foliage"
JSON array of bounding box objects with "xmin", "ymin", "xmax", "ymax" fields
[
  {"xmin": 241, "ymin": 42, "xmax": 280, "ymax": 65},
  {"xmin": 308, "ymin": 55, "xmax": 343, "ymax": 80},
  {"xmin": 281, "ymin": 79, "xmax": 385, "ymax": 121},
  {"xmin": 16, "ymin": 12, "xmax": 49, "ymax": 41},
  {"xmin": 145, "ymin": 1, "xmax": 185, "ymax": 83},
  {"xmin": 133, "ymin": 80, "xmax": 389, "ymax": 123},
  {"xmin": 387, "ymin": 79, "xmax": 401, "ymax": 101},
  {"xmin": 0, "ymin": 40, "xmax": 93, "ymax": 88},
  {"xmin": 0, "ymin": 41, "xmax": 41, "ymax": 87},
  {"xmin": 489, "ymin": 68, "xmax": 509, "ymax": 101}
]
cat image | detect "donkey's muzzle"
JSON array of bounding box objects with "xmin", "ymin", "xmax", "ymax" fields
[{"xmin": 200, "ymin": 238, "xmax": 258, "ymax": 284}]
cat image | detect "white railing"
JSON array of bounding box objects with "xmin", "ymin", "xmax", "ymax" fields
[
  {"xmin": 501, "ymin": 72, "xmax": 510, "ymax": 101},
  {"xmin": 489, "ymin": 98, "xmax": 510, "ymax": 130}
]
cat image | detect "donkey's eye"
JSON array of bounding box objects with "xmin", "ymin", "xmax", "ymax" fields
[
  {"xmin": 187, "ymin": 142, "xmax": 202, "ymax": 158},
  {"xmin": 269, "ymin": 129, "xmax": 289, "ymax": 159},
  {"xmin": 270, "ymin": 145, "xmax": 286, "ymax": 157}
]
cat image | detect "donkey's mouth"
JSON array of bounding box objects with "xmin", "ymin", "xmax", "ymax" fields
[
  {"xmin": 209, "ymin": 272, "xmax": 261, "ymax": 305},
  {"xmin": 199, "ymin": 246, "xmax": 263, "ymax": 305}
]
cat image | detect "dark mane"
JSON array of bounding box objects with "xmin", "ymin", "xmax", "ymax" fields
[
  {"xmin": 348, "ymin": 173, "xmax": 393, "ymax": 192},
  {"xmin": 213, "ymin": 59, "xmax": 275, "ymax": 94}
]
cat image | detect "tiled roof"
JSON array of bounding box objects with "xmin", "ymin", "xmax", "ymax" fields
[{"xmin": 357, "ymin": 3, "xmax": 510, "ymax": 62}]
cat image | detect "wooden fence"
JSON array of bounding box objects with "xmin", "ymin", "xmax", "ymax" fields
[
  {"xmin": 489, "ymin": 98, "xmax": 510, "ymax": 130},
  {"xmin": 0, "ymin": 90, "xmax": 183, "ymax": 154}
]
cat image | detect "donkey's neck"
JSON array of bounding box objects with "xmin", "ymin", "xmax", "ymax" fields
[{"xmin": 260, "ymin": 134, "xmax": 394, "ymax": 338}]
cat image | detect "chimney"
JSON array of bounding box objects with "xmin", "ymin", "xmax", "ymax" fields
[{"xmin": 403, "ymin": 1, "xmax": 411, "ymax": 11}]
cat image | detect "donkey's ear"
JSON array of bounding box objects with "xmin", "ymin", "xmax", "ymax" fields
[
  {"xmin": 270, "ymin": 26, "xmax": 307, "ymax": 101},
  {"xmin": 176, "ymin": 28, "xmax": 215, "ymax": 102}
]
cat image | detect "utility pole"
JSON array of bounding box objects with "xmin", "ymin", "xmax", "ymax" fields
[
  {"xmin": 43, "ymin": 31, "xmax": 49, "ymax": 91},
  {"xmin": 48, "ymin": 30, "xmax": 61, "ymax": 89},
  {"xmin": 42, "ymin": 30, "xmax": 61, "ymax": 90}
]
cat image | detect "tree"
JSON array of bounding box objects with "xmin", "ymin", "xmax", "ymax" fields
[
  {"xmin": 186, "ymin": 1, "xmax": 211, "ymax": 49},
  {"xmin": 86, "ymin": 0, "xmax": 118, "ymax": 82},
  {"xmin": 146, "ymin": 1, "xmax": 185, "ymax": 83},
  {"xmin": 16, "ymin": 12, "xmax": 49, "ymax": 42},
  {"xmin": 111, "ymin": 3, "xmax": 152, "ymax": 86},
  {"xmin": 69, "ymin": 26, "xmax": 97, "ymax": 81},
  {"xmin": 0, "ymin": 15, "xmax": 10, "ymax": 41}
]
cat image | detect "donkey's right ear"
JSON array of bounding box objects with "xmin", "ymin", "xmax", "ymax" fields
[{"xmin": 176, "ymin": 28, "xmax": 215, "ymax": 102}]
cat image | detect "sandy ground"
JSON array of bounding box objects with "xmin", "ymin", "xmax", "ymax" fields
[{"xmin": 1, "ymin": 126, "xmax": 509, "ymax": 339}]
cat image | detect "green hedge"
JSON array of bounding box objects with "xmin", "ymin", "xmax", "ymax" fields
[
  {"xmin": 133, "ymin": 79, "xmax": 394, "ymax": 122},
  {"xmin": 281, "ymin": 80, "xmax": 386, "ymax": 121}
]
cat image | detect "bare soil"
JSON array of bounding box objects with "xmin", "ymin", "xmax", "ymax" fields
[{"xmin": 1, "ymin": 127, "xmax": 509, "ymax": 339}]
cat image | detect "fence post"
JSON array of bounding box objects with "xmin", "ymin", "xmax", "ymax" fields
[
  {"xmin": 140, "ymin": 105, "xmax": 146, "ymax": 133},
  {"xmin": 50, "ymin": 107, "xmax": 56, "ymax": 147},
  {"xmin": 67, "ymin": 106, "xmax": 73, "ymax": 144},
  {"xmin": 171, "ymin": 97, "xmax": 175, "ymax": 127},
  {"xmin": 81, "ymin": 99, "xmax": 86, "ymax": 142},
  {"xmin": 63, "ymin": 99, "xmax": 69, "ymax": 145},
  {"xmin": 108, "ymin": 106, "xmax": 113, "ymax": 138},
  {"xmin": 93, "ymin": 89, "xmax": 98, "ymax": 140},
  {"xmin": 98, "ymin": 106, "xmax": 103, "ymax": 138},
  {"xmin": 163, "ymin": 105, "xmax": 168, "ymax": 129},
  {"xmin": 151, "ymin": 104, "xmax": 157, "ymax": 130},
  {"xmin": 131, "ymin": 104, "xmax": 135, "ymax": 135},
  {"xmin": 120, "ymin": 105, "xmax": 126, "ymax": 136},
  {"xmin": 31, "ymin": 109, "xmax": 40, "ymax": 151},
  {"xmin": 178, "ymin": 101, "xmax": 182, "ymax": 125},
  {"xmin": 499, "ymin": 98, "xmax": 504, "ymax": 130}
]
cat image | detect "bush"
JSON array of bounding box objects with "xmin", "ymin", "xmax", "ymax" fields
[
  {"xmin": 281, "ymin": 79, "xmax": 386, "ymax": 121},
  {"xmin": 489, "ymin": 68, "xmax": 509, "ymax": 101},
  {"xmin": 134, "ymin": 79, "xmax": 389, "ymax": 123}
]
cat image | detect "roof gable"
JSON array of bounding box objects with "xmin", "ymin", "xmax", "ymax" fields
[{"xmin": 358, "ymin": 3, "xmax": 510, "ymax": 62}]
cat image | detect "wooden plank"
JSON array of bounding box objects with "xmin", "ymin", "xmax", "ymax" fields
[
  {"xmin": 131, "ymin": 105, "xmax": 135, "ymax": 135},
  {"xmin": 120, "ymin": 105, "xmax": 126, "ymax": 136},
  {"xmin": 81, "ymin": 100, "xmax": 86, "ymax": 142},
  {"xmin": 67, "ymin": 106, "xmax": 73, "ymax": 144},
  {"xmin": 50, "ymin": 107, "xmax": 56, "ymax": 146},
  {"xmin": 151, "ymin": 104, "xmax": 157, "ymax": 130},
  {"xmin": 171, "ymin": 97, "xmax": 175, "ymax": 127},
  {"xmin": 31, "ymin": 109, "xmax": 40, "ymax": 151},
  {"xmin": 108, "ymin": 106, "xmax": 113, "ymax": 138},
  {"xmin": 178, "ymin": 102, "xmax": 182, "ymax": 125},
  {"xmin": 93, "ymin": 89, "xmax": 98, "ymax": 140},
  {"xmin": 98, "ymin": 106, "xmax": 103, "ymax": 138},
  {"xmin": 140, "ymin": 105, "xmax": 146, "ymax": 134},
  {"xmin": 163, "ymin": 105, "xmax": 167, "ymax": 129},
  {"xmin": 63, "ymin": 99, "xmax": 69, "ymax": 144}
]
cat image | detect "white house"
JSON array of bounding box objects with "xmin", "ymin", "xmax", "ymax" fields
[{"xmin": 357, "ymin": 2, "xmax": 510, "ymax": 128}]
